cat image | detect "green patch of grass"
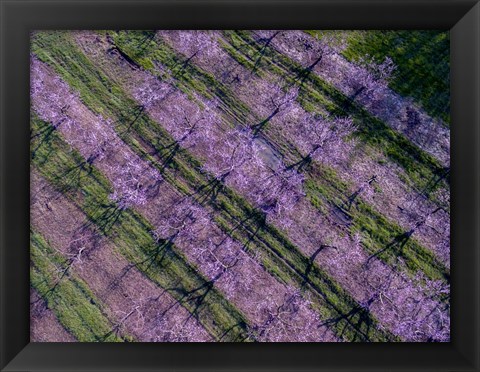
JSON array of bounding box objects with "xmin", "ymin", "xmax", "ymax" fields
[
  {"xmin": 31, "ymin": 229, "xmax": 129, "ymax": 342},
  {"xmin": 332, "ymin": 30, "xmax": 450, "ymax": 125}
]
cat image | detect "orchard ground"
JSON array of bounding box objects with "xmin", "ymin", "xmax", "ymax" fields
[{"xmin": 30, "ymin": 30, "xmax": 450, "ymax": 342}]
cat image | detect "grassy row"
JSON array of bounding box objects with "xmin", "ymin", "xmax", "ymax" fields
[
  {"xmin": 111, "ymin": 30, "xmax": 449, "ymax": 282},
  {"xmin": 221, "ymin": 31, "xmax": 448, "ymax": 195},
  {"xmin": 32, "ymin": 31, "xmax": 396, "ymax": 341},
  {"xmin": 31, "ymin": 229, "xmax": 130, "ymax": 342},
  {"xmin": 307, "ymin": 30, "xmax": 450, "ymax": 125},
  {"xmin": 304, "ymin": 171, "xmax": 449, "ymax": 283},
  {"xmin": 31, "ymin": 115, "xmax": 251, "ymax": 342}
]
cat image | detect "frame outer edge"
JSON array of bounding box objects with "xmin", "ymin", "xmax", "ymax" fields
[{"xmin": 1, "ymin": 0, "xmax": 479, "ymax": 371}]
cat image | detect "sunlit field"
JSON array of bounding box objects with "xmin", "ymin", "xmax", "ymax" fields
[{"xmin": 30, "ymin": 30, "xmax": 450, "ymax": 342}]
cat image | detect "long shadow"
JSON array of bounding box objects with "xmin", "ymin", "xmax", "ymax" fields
[
  {"xmin": 285, "ymin": 154, "xmax": 312, "ymax": 172},
  {"xmin": 344, "ymin": 188, "xmax": 363, "ymax": 212},
  {"xmin": 144, "ymin": 239, "xmax": 175, "ymax": 271},
  {"xmin": 294, "ymin": 67, "xmax": 314, "ymax": 86},
  {"xmin": 158, "ymin": 141, "xmax": 183, "ymax": 172},
  {"xmin": 217, "ymin": 321, "xmax": 250, "ymax": 342},
  {"xmin": 30, "ymin": 118, "xmax": 62, "ymax": 141},
  {"xmin": 31, "ymin": 124, "xmax": 57, "ymax": 160},
  {"xmin": 251, "ymin": 31, "xmax": 281, "ymax": 74},
  {"xmin": 52, "ymin": 159, "xmax": 94, "ymax": 194},
  {"xmin": 161, "ymin": 278, "xmax": 250, "ymax": 342},
  {"xmin": 134, "ymin": 236, "xmax": 176, "ymax": 272},
  {"xmin": 170, "ymin": 50, "xmax": 199, "ymax": 79},
  {"xmin": 292, "ymin": 53, "xmax": 325, "ymax": 87},
  {"xmin": 220, "ymin": 206, "xmax": 266, "ymax": 245},
  {"xmin": 179, "ymin": 280, "xmax": 216, "ymax": 320},
  {"xmin": 145, "ymin": 137, "xmax": 182, "ymax": 173},
  {"xmin": 233, "ymin": 31, "xmax": 447, "ymax": 186},
  {"xmin": 366, "ymin": 228, "xmax": 415, "ymax": 266},
  {"xmin": 119, "ymin": 105, "xmax": 145, "ymax": 134},
  {"xmin": 343, "ymin": 175, "xmax": 377, "ymax": 211},
  {"xmin": 37, "ymin": 256, "xmax": 76, "ymax": 305},
  {"xmin": 91, "ymin": 204, "xmax": 124, "ymax": 234},
  {"xmin": 319, "ymin": 303, "xmax": 373, "ymax": 342},
  {"xmin": 251, "ymin": 108, "xmax": 279, "ymax": 135},
  {"xmin": 193, "ymin": 177, "xmax": 226, "ymax": 205},
  {"xmin": 301, "ymin": 245, "xmax": 336, "ymax": 287},
  {"xmin": 409, "ymin": 166, "xmax": 450, "ymax": 207}
]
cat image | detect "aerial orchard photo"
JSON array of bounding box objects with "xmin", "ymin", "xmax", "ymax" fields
[{"xmin": 30, "ymin": 30, "xmax": 450, "ymax": 342}]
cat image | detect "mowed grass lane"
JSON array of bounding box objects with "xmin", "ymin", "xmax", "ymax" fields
[
  {"xmin": 328, "ymin": 30, "xmax": 450, "ymax": 125},
  {"xmin": 31, "ymin": 230, "xmax": 130, "ymax": 342}
]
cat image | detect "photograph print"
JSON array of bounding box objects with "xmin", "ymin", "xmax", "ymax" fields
[{"xmin": 30, "ymin": 30, "xmax": 450, "ymax": 342}]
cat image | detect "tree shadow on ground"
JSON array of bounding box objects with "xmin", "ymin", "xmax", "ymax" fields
[
  {"xmin": 286, "ymin": 154, "xmax": 313, "ymax": 172},
  {"xmin": 251, "ymin": 108, "xmax": 280, "ymax": 136},
  {"xmin": 301, "ymin": 245, "xmax": 337, "ymax": 288},
  {"xmin": 250, "ymin": 31, "xmax": 281, "ymax": 75},
  {"xmin": 54, "ymin": 159, "xmax": 94, "ymax": 194},
  {"xmin": 31, "ymin": 123, "xmax": 59, "ymax": 161},
  {"xmin": 87, "ymin": 204, "xmax": 124, "ymax": 235},
  {"xmin": 319, "ymin": 303, "xmax": 374, "ymax": 342},
  {"xmin": 118, "ymin": 105, "xmax": 145, "ymax": 135},
  {"xmin": 192, "ymin": 177, "xmax": 227, "ymax": 205},
  {"xmin": 366, "ymin": 228, "xmax": 414, "ymax": 267}
]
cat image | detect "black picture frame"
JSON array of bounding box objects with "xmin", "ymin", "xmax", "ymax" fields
[{"xmin": 1, "ymin": 0, "xmax": 479, "ymax": 371}]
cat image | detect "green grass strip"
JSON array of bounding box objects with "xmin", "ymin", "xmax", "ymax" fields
[
  {"xmin": 31, "ymin": 115, "xmax": 251, "ymax": 342},
  {"xmin": 31, "ymin": 229, "xmax": 130, "ymax": 342},
  {"xmin": 308, "ymin": 30, "xmax": 450, "ymax": 125}
]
